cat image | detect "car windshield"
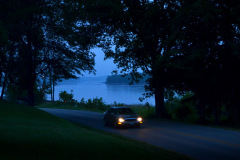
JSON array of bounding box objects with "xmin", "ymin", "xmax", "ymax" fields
[{"xmin": 114, "ymin": 108, "xmax": 135, "ymax": 115}]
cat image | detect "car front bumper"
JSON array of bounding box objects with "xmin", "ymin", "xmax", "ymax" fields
[{"xmin": 118, "ymin": 121, "xmax": 142, "ymax": 127}]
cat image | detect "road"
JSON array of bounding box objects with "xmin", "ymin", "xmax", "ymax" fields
[{"xmin": 40, "ymin": 108, "xmax": 240, "ymax": 160}]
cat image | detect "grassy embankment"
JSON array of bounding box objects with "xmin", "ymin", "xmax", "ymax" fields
[{"xmin": 0, "ymin": 100, "xmax": 190, "ymax": 160}]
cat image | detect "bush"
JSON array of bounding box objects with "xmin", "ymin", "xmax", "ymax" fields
[
  {"xmin": 134, "ymin": 104, "xmax": 155, "ymax": 118},
  {"xmin": 92, "ymin": 97, "xmax": 104, "ymax": 106},
  {"xmin": 59, "ymin": 90, "xmax": 76, "ymax": 104},
  {"xmin": 5, "ymin": 86, "xmax": 28, "ymax": 103},
  {"xmin": 165, "ymin": 100, "xmax": 181, "ymax": 120},
  {"xmin": 5, "ymin": 86, "xmax": 46, "ymax": 105},
  {"xmin": 113, "ymin": 101, "xmax": 124, "ymax": 106},
  {"xmin": 54, "ymin": 92, "xmax": 109, "ymax": 112},
  {"xmin": 34, "ymin": 88, "xmax": 46, "ymax": 105},
  {"xmin": 166, "ymin": 92, "xmax": 198, "ymax": 123},
  {"xmin": 78, "ymin": 97, "xmax": 109, "ymax": 111}
]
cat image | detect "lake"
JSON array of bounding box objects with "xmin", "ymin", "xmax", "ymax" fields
[
  {"xmin": 50, "ymin": 77, "xmax": 155, "ymax": 105},
  {"xmin": 0, "ymin": 77, "xmax": 155, "ymax": 105}
]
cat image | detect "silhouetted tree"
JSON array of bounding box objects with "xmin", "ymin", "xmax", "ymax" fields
[
  {"xmin": 81, "ymin": 0, "xmax": 240, "ymax": 122},
  {"xmin": 79, "ymin": 0, "xmax": 182, "ymax": 117},
  {"xmin": 0, "ymin": 0, "xmax": 96, "ymax": 105}
]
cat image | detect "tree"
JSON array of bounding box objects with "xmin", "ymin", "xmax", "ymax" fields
[
  {"xmin": 81, "ymin": 0, "xmax": 240, "ymax": 122},
  {"xmin": 0, "ymin": 0, "xmax": 21, "ymax": 100},
  {"xmin": 174, "ymin": 0, "xmax": 240, "ymax": 124},
  {"xmin": 0, "ymin": 0, "xmax": 96, "ymax": 105},
  {"xmin": 80, "ymin": 0, "xmax": 182, "ymax": 117}
]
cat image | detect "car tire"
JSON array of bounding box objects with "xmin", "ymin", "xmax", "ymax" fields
[
  {"xmin": 113, "ymin": 123, "xmax": 119, "ymax": 129},
  {"xmin": 136, "ymin": 124, "xmax": 141, "ymax": 128},
  {"xmin": 104, "ymin": 121, "xmax": 108, "ymax": 126}
]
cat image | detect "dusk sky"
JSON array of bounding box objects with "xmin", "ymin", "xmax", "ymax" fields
[{"xmin": 88, "ymin": 48, "xmax": 117, "ymax": 77}]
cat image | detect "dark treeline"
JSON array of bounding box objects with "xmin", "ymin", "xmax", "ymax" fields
[{"xmin": 1, "ymin": 0, "xmax": 240, "ymax": 126}]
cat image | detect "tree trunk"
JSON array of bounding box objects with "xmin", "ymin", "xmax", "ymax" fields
[
  {"xmin": 232, "ymin": 90, "xmax": 240, "ymax": 123},
  {"xmin": 27, "ymin": 64, "xmax": 36, "ymax": 106},
  {"xmin": 213, "ymin": 101, "xmax": 220, "ymax": 125},
  {"xmin": 26, "ymin": 46, "xmax": 36, "ymax": 106},
  {"xmin": 53, "ymin": 77, "xmax": 55, "ymax": 102},
  {"xmin": 154, "ymin": 83, "xmax": 165, "ymax": 117},
  {"xmin": 50, "ymin": 75, "xmax": 53, "ymax": 101},
  {"xmin": 0, "ymin": 74, "xmax": 7, "ymax": 100},
  {"xmin": 197, "ymin": 97, "xmax": 206, "ymax": 124},
  {"xmin": 152, "ymin": 65, "xmax": 165, "ymax": 117},
  {"xmin": 27, "ymin": 82, "xmax": 35, "ymax": 106},
  {"xmin": 0, "ymin": 86, "xmax": 4, "ymax": 100}
]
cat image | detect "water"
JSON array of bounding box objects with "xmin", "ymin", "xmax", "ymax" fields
[
  {"xmin": 0, "ymin": 78, "xmax": 155, "ymax": 105},
  {"xmin": 50, "ymin": 77, "xmax": 155, "ymax": 105}
]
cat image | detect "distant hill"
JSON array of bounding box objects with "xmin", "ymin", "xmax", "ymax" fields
[
  {"xmin": 105, "ymin": 74, "xmax": 148, "ymax": 85},
  {"xmin": 58, "ymin": 75, "xmax": 148, "ymax": 85}
]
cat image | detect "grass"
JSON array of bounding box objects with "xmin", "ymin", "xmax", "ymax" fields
[{"xmin": 0, "ymin": 100, "xmax": 190, "ymax": 160}]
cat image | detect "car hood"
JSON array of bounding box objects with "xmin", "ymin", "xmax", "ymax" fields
[{"xmin": 117, "ymin": 114, "xmax": 138, "ymax": 119}]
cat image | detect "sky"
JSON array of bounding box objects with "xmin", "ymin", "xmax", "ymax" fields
[{"xmin": 86, "ymin": 48, "xmax": 117, "ymax": 77}]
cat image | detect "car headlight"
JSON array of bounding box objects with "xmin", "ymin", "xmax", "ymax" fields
[
  {"xmin": 118, "ymin": 118, "xmax": 125, "ymax": 123},
  {"xmin": 137, "ymin": 117, "xmax": 142, "ymax": 122}
]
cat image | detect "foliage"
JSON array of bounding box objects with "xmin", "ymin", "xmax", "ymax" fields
[
  {"xmin": 174, "ymin": 0, "xmax": 240, "ymax": 124},
  {"xmin": 79, "ymin": 0, "xmax": 186, "ymax": 117},
  {"xmin": 59, "ymin": 90, "xmax": 75, "ymax": 104},
  {"xmin": 33, "ymin": 88, "xmax": 46, "ymax": 105},
  {"xmin": 0, "ymin": 0, "xmax": 96, "ymax": 106},
  {"xmin": 166, "ymin": 92, "xmax": 198, "ymax": 123},
  {"xmin": 113, "ymin": 101, "xmax": 125, "ymax": 106},
  {"xmin": 5, "ymin": 86, "xmax": 28, "ymax": 103},
  {"xmin": 5, "ymin": 86, "xmax": 46, "ymax": 105},
  {"xmin": 53, "ymin": 91, "xmax": 110, "ymax": 112},
  {"xmin": 81, "ymin": 0, "xmax": 240, "ymax": 122},
  {"xmin": 77, "ymin": 0, "xmax": 240, "ymax": 123},
  {"xmin": 79, "ymin": 97, "xmax": 107, "ymax": 111},
  {"xmin": 131, "ymin": 104, "xmax": 155, "ymax": 119}
]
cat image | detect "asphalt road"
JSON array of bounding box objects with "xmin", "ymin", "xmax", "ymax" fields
[{"xmin": 40, "ymin": 108, "xmax": 240, "ymax": 160}]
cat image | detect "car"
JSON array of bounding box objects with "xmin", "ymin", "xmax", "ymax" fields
[{"xmin": 103, "ymin": 106, "xmax": 142, "ymax": 128}]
